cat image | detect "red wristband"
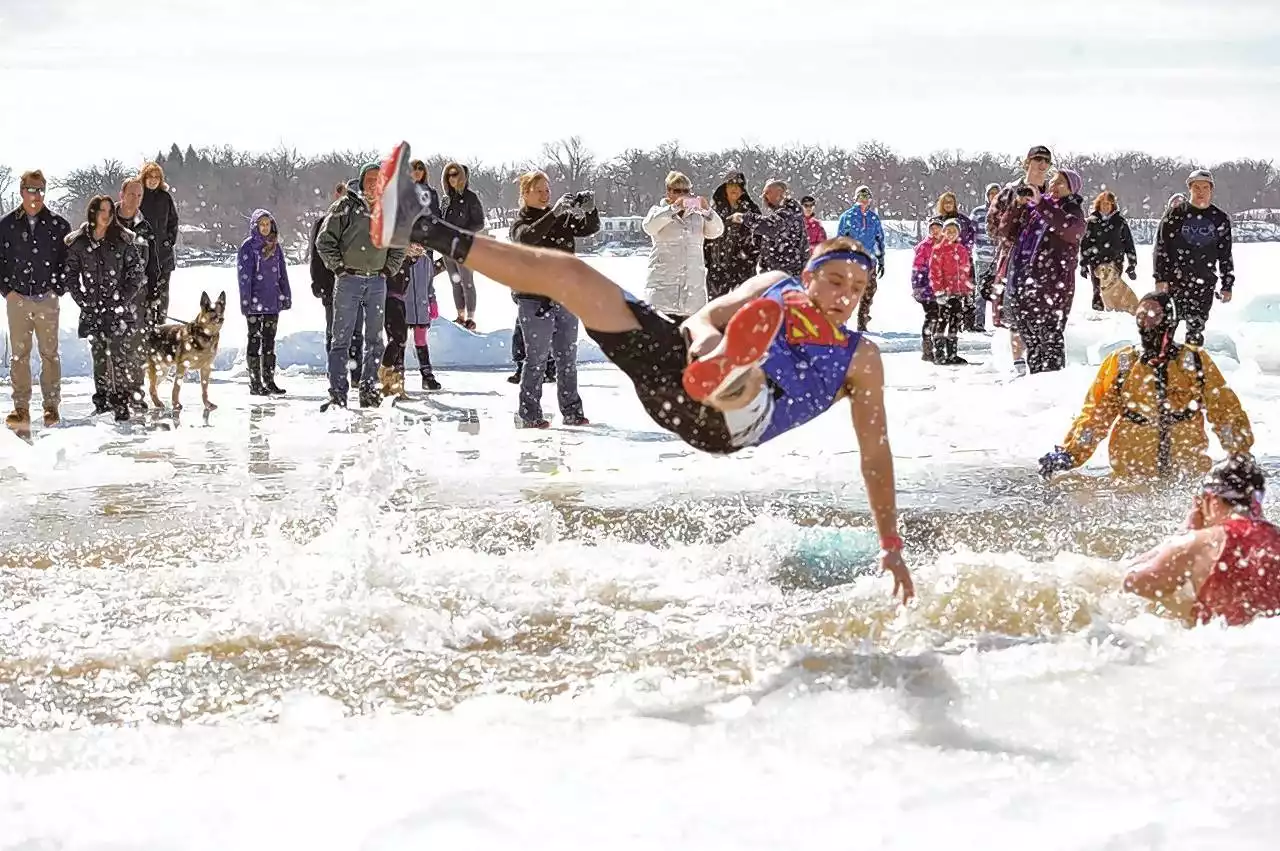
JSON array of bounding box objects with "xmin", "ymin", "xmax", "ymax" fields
[{"xmin": 879, "ymin": 534, "xmax": 904, "ymax": 553}]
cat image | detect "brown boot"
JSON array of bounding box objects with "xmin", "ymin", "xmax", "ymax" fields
[
  {"xmin": 43, "ymin": 407, "xmax": 60, "ymax": 427},
  {"xmin": 394, "ymin": 367, "xmax": 409, "ymax": 400},
  {"xmin": 377, "ymin": 366, "xmax": 398, "ymax": 398},
  {"xmin": 5, "ymin": 406, "xmax": 30, "ymax": 429}
]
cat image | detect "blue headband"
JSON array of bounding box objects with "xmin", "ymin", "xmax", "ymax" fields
[{"xmin": 805, "ymin": 249, "xmax": 876, "ymax": 275}]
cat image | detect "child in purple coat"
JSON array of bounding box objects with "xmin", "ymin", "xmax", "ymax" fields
[{"xmin": 237, "ymin": 208, "xmax": 292, "ymax": 395}]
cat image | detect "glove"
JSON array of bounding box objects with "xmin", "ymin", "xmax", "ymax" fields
[
  {"xmin": 1126, "ymin": 268, "xmax": 1137, "ymax": 281},
  {"xmin": 1080, "ymin": 267, "xmax": 1090, "ymax": 279},
  {"xmin": 280, "ymin": 297, "xmax": 291, "ymax": 311},
  {"xmin": 552, "ymin": 194, "xmax": 575, "ymax": 215},
  {"xmin": 310, "ymin": 281, "xmax": 323, "ymax": 299},
  {"xmin": 1038, "ymin": 448, "xmax": 1073, "ymax": 479},
  {"xmin": 576, "ymin": 191, "xmax": 596, "ymax": 213},
  {"xmin": 877, "ymin": 259, "xmax": 885, "ymax": 278}
]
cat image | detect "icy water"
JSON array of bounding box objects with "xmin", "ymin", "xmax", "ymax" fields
[{"xmin": 4, "ymin": 248, "xmax": 1280, "ymax": 849}]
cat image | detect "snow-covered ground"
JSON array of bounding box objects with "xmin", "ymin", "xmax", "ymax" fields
[{"xmin": 2, "ymin": 244, "xmax": 1280, "ymax": 849}]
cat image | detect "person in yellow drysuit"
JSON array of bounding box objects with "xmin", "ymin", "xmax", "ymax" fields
[{"xmin": 1039, "ymin": 291, "xmax": 1253, "ymax": 480}]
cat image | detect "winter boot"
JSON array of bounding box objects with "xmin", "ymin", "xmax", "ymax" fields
[
  {"xmin": 44, "ymin": 407, "xmax": 60, "ymax": 427},
  {"xmin": 263, "ymin": 354, "xmax": 286, "ymax": 395},
  {"xmin": 377, "ymin": 365, "xmax": 397, "ymax": 398},
  {"xmin": 921, "ymin": 334, "xmax": 934, "ymax": 363},
  {"xmin": 948, "ymin": 336, "xmax": 969, "ymax": 365},
  {"xmin": 416, "ymin": 344, "xmax": 441, "ymax": 391},
  {"xmin": 394, "ymin": 366, "xmax": 410, "ymax": 399},
  {"xmin": 933, "ymin": 336, "xmax": 950, "ymax": 365},
  {"xmin": 508, "ymin": 365, "xmax": 522, "ymax": 385},
  {"xmin": 248, "ymin": 355, "xmax": 267, "ymax": 396},
  {"xmin": 6, "ymin": 406, "xmax": 30, "ymax": 430},
  {"xmin": 359, "ymin": 385, "xmax": 383, "ymax": 409}
]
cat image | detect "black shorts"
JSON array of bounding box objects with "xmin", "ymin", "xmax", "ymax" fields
[{"xmin": 586, "ymin": 299, "xmax": 738, "ymax": 455}]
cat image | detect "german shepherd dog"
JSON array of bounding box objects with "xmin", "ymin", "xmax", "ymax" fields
[
  {"xmin": 147, "ymin": 291, "xmax": 226, "ymax": 412},
  {"xmin": 1095, "ymin": 261, "xmax": 1140, "ymax": 314}
]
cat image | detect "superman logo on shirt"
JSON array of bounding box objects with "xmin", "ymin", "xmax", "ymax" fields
[{"xmin": 782, "ymin": 290, "xmax": 849, "ymax": 347}]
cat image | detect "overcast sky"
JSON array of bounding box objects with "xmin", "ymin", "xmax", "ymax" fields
[{"xmin": 1, "ymin": 0, "xmax": 1277, "ymax": 178}]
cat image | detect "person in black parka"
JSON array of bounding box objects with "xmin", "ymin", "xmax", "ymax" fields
[
  {"xmin": 704, "ymin": 171, "xmax": 761, "ymax": 300},
  {"xmin": 1079, "ymin": 190, "xmax": 1138, "ymax": 311},
  {"xmin": 138, "ymin": 162, "xmax": 179, "ymax": 327},
  {"xmin": 440, "ymin": 161, "xmax": 486, "ymax": 329},
  {"xmin": 63, "ymin": 195, "xmax": 145, "ymax": 421}
]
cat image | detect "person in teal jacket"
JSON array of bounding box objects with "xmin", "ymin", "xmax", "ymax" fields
[{"xmin": 836, "ymin": 185, "xmax": 886, "ymax": 330}]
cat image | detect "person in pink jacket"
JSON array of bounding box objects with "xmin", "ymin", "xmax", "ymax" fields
[
  {"xmin": 928, "ymin": 220, "xmax": 974, "ymax": 365},
  {"xmin": 801, "ymin": 196, "xmax": 827, "ymax": 254},
  {"xmin": 911, "ymin": 218, "xmax": 943, "ymax": 361}
]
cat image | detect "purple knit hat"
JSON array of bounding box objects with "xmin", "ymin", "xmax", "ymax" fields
[{"xmin": 1058, "ymin": 168, "xmax": 1082, "ymax": 196}]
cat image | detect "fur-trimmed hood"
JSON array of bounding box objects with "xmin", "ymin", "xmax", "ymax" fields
[{"xmin": 441, "ymin": 161, "xmax": 469, "ymax": 189}]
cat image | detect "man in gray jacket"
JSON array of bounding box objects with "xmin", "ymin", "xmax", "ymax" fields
[{"xmin": 315, "ymin": 163, "xmax": 406, "ymax": 408}]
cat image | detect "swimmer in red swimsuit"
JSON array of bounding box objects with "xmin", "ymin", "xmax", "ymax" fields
[{"xmin": 1125, "ymin": 455, "xmax": 1280, "ymax": 626}]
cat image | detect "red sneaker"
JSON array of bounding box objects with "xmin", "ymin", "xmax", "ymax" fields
[
  {"xmin": 370, "ymin": 141, "xmax": 409, "ymax": 250},
  {"xmin": 682, "ymin": 298, "xmax": 783, "ymax": 403}
]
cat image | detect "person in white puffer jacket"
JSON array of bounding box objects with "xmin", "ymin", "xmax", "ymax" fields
[{"xmin": 642, "ymin": 171, "xmax": 724, "ymax": 321}]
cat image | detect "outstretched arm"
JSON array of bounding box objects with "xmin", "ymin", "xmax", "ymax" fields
[
  {"xmin": 1056, "ymin": 352, "xmax": 1126, "ymax": 470},
  {"xmin": 846, "ymin": 339, "xmax": 914, "ymax": 603}
]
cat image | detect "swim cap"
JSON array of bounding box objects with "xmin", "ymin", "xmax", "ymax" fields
[{"xmin": 1201, "ymin": 454, "xmax": 1266, "ymax": 513}]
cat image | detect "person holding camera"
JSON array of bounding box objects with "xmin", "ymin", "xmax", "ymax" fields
[
  {"xmin": 987, "ymin": 145, "xmax": 1054, "ymax": 374},
  {"xmin": 642, "ymin": 171, "xmax": 724, "ymax": 322},
  {"xmin": 507, "ymin": 170, "xmax": 598, "ymax": 428}
]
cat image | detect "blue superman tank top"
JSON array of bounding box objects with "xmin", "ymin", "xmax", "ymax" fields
[{"xmin": 756, "ymin": 278, "xmax": 861, "ymax": 444}]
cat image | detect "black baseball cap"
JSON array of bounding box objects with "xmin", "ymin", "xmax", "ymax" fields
[
  {"xmin": 800, "ymin": 195, "xmax": 816, "ymax": 205},
  {"xmin": 1026, "ymin": 145, "xmax": 1053, "ymax": 163}
]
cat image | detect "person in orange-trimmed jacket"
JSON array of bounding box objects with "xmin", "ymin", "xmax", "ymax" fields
[{"xmin": 1039, "ymin": 291, "xmax": 1252, "ymax": 481}]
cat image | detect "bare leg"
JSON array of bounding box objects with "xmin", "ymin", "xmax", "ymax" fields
[{"xmin": 461, "ymin": 238, "xmax": 640, "ymax": 335}]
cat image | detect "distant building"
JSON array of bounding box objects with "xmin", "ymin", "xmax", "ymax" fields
[{"xmin": 599, "ymin": 215, "xmax": 644, "ymax": 236}]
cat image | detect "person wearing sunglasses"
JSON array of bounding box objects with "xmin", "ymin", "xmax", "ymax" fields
[
  {"xmin": 369, "ymin": 140, "xmax": 915, "ymax": 605},
  {"xmin": 1124, "ymin": 454, "xmax": 1280, "ymax": 627},
  {"xmin": 1038, "ymin": 290, "xmax": 1253, "ymax": 482},
  {"xmin": 0, "ymin": 170, "xmax": 72, "ymax": 430},
  {"xmin": 439, "ymin": 162, "xmax": 485, "ymax": 330}
]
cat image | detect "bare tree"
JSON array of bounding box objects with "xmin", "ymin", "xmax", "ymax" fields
[
  {"xmin": 0, "ymin": 165, "xmax": 16, "ymax": 213},
  {"xmin": 56, "ymin": 159, "xmax": 132, "ymax": 221},
  {"xmin": 540, "ymin": 135, "xmax": 597, "ymax": 188},
  {"xmin": 27, "ymin": 140, "xmax": 1279, "ymax": 256}
]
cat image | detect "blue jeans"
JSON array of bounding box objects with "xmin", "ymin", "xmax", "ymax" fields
[
  {"xmin": 328, "ymin": 274, "xmax": 386, "ymax": 397},
  {"xmin": 517, "ymin": 299, "xmax": 582, "ymax": 422}
]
